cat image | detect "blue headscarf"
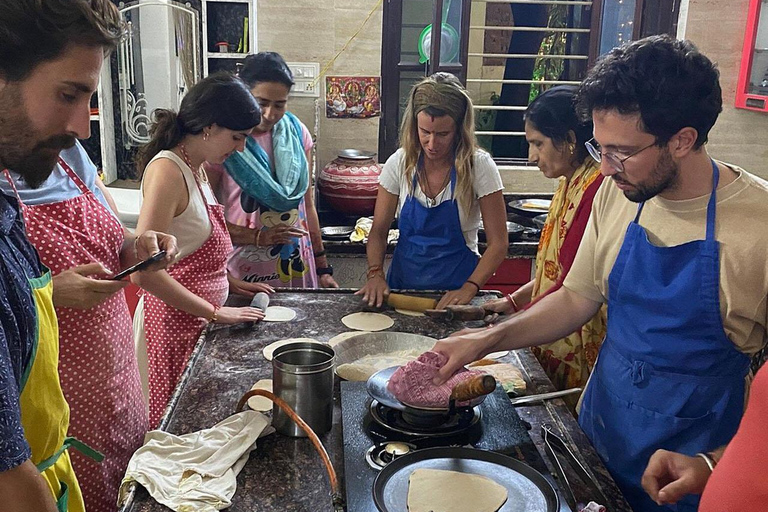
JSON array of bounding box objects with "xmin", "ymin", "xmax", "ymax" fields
[{"xmin": 224, "ymin": 111, "xmax": 309, "ymax": 212}]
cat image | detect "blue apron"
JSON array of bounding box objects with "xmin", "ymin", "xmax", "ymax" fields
[
  {"xmin": 387, "ymin": 167, "xmax": 478, "ymax": 290},
  {"xmin": 578, "ymin": 160, "xmax": 749, "ymax": 512}
]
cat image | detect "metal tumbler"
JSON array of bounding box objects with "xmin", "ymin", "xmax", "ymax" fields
[{"xmin": 272, "ymin": 342, "xmax": 335, "ymax": 437}]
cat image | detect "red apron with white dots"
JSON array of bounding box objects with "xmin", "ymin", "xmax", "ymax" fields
[
  {"xmin": 4, "ymin": 161, "xmax": 148, "ymax": 512},
  {"xmin": 142, "ymin": 173, "xmax": 232, "ymax": 428}
]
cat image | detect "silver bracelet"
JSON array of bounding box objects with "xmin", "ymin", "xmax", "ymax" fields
[{"xmin": 696, "ymin": 452, "xmax": 715, "ymax": 472}]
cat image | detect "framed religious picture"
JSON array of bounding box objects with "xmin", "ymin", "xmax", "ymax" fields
[{"xmin": 326, "ymin": 76, "xmax": 381, "ymax": 118}]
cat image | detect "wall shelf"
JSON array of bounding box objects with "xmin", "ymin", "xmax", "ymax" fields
[{"xmin": 202, "ymin": 0, "xmax": 257, "ymax": 75}]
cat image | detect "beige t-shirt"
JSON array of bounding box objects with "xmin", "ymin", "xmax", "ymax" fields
[{"xmin": 564, "ymin": 163, "xmax": 768, "ymax": 356}]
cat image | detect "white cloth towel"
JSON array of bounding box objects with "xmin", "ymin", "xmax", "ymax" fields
[{"xmin": 120, "ymin": 410, "xmax": 273, "ymax": 512}]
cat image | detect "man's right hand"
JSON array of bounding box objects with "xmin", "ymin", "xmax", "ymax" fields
[
  {"xmin": 52, "ymin": 262, "xmax": 128, "ymax": 309},
  {"xmin": 641, "ymin": 449, "xmax": 711, "ymax": 506},
  {"xmin": 431, "ymin": 325, "xmax": 503, "ymax": 385}
]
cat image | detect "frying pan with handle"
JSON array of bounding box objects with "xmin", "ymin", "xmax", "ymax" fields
[{"xmin": 366, "ymin": 366, "xmax": 496, "ymax": 420}]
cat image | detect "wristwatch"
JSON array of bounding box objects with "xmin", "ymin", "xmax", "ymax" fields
[{"xmin": 316, "ymin": 265, "xmax": 334, "ymax": 276}]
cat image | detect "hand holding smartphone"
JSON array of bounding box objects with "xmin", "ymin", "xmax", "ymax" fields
[{"xmin": 111, "ymin": 250, "xmax": 168, "ymax": 280}]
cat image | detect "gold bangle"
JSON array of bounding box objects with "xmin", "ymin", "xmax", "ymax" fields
[
  {"xmin": 254, "ymin": 229, "xmax": 261, "ymax": 247},
  {"xmin": 208, "ymin": 304, "xmax": 220, "ymax": 323}
]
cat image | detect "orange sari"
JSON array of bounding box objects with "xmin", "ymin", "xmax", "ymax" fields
[{"xmin": 528, "ymin": 158, "xmax": 606, "ymax": 395}]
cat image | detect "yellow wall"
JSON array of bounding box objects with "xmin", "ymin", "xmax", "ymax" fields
[
  {"xmin": 683, "ymin": 0, "xmax": 768, "ymax": 179},
  {"xmin": 257, "ymin": 0, "xmax": 382, "ymax": 173}
]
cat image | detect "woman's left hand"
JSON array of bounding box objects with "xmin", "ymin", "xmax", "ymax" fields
[
  {"xmin": 228, "ymin": 274, "xmax": 276, "ymax": 298},
  {"xmin": 319, "ymin": 274, "xmax": 339, "ymax": 288},
  {"xmin": 436, "ymin": 282, "xmax": 478, "ymax": 310},
  {"xmin": 134, "ymin": 230, "xmax": 179, "ymax": 269}
]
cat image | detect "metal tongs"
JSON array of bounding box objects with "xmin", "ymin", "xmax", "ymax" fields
[{"xmin": 542, "ymin": 423, "xmax": 609, "ymax": 512}]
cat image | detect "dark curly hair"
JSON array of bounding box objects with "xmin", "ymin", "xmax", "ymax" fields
[
  {"xmin": 575, "ymin": 35, "xmax": 722, "ymax": 149},
  {"xmin": 0, "ymin": 0, "xmax": 124, "ymax": 82}
]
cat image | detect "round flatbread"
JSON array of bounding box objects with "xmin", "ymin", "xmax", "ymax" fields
[
  {"xmin": 486, "ymin": 350, "xmax": 510, "ymax": 360},
  {"xmin": 328, "ymin": 331, "xmax": 366, "ymax": 347},
  {"xmin": 262, "ymin": 338, "xmax": 321, "ymax": 361},
  {"xmin": 247, "ymin": 380, "xmax": 273, "ymax": 411},
  {"xmin": 263, "ymin": 306, "xmax": 297, "ymax": 322},
  {"xmin": 395, "ymin": 308, "xmax": 425, "ymax": 317},
  {"xmin": 341, "ymin": 312, "xmax": 394, "ymax": 332},
  {"xmin": 407, "ymin": 468, "xmax": 508, "ymax": 512}
]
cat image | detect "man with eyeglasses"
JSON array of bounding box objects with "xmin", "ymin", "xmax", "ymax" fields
[{"xmin": 431, "ymin": 34, "xmax": 768, "ymax": 512}]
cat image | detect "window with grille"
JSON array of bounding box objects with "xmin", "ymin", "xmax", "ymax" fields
[{"xmin": 467, "ymin": 0, "xmax": 597, "ymax": 166}]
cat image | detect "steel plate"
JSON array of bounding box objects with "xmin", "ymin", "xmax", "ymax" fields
[
  {"xmin": 373, "ymin": 446, "xmax": 559, "ymax": 512},
  {"xmin": 508, "ymin": 198, "xmax": 552, "ymax": 217},
  {"xmin": 338, "ymin": 148, "xmax": 376, "ymax": 160},
  {"xmin": 321, "ymin": 226, "xmax": 355, "ymax": 239}
]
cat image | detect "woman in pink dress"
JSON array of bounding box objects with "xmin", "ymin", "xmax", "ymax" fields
[
  {"xmin": 133, "ymin": 73, "xmax": 267, "ymax": 427},
  {"xmin": 206, "ymin": 52, "xmax": 338, "ymax": 290}
]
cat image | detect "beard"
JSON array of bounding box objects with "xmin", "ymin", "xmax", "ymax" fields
[
  {"xmin": 0, "ymin": 84, "xmax": 75, "ymax": 188},
  {"xmin": 614, "ymin": 147, "xmax": 679, "ymax": 203}
]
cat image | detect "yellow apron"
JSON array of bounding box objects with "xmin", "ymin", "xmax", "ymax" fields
[{"xmin": 19, "ymin": 270, "xmax": 99, "ymax": 512}]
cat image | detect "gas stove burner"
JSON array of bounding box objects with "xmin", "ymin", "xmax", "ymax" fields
[
  {"xmin": 365, "ymin": 441, "xmax": 418, "ymax": 470},
  {"xmin": 370, "ymin": 400, "xmax": 481, "ymax": 437}
]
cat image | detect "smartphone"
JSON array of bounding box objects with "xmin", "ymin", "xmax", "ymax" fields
[{"xmin": 111, "ymin": 250, "xmax": 167, "ymax": 280}]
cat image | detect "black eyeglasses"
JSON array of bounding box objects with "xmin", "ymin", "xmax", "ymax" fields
[{"xmin": 585, "ymin": 137, "xmax": 657, "ymax": 173}]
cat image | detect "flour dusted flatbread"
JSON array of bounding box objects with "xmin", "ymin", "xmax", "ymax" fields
[
  {"xmin": 341, "ymin": 312, "xmax": 394, "ymax": 331},
  {"xmin": 407, "ymin": 468, "xmax": 508, "ymax": 512},
  {"xmin": 263, "ymin": 306, "xmax": 297, "ymax": 322},
  {"xmin": 247, "ymin": 380, "xmax": 273, "ymax": 411},
  {"xmin": 394, "ymin": 308, "xmax": 425, "ymax": 317},
  {"xmin": 335, "ymin": 349, "xmax": 423, "ymax": 381},
  {"xmin": 262, "ymin": 338, "xmax": 321, "ymax": 361}
]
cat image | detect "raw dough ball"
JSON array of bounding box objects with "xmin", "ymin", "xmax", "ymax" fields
[
  {"xmin": 247, "ymin": 380, "xmax": 273, "ymax": 411},
  {"xmin": 341, "ymin": 312, "xmax": 394, "ymax": 332},
  {"xmin": 395, "ymin": 308, "xmax": 425, "ymax": 317},
  {"xmin": 407, "ymin": 468, "xmax": 508, "ymax": 512},
  {"xmin": 262, "ymin": 338, "xmax": 321, "ymax": 361},
  {"xmin": 263, "ymin": 306, "xmax": 297, "ymax": 322}
]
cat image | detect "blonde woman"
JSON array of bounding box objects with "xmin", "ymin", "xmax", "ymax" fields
[{"xmin": 357, "ymin": 73, "xmax": 507, "ymax": 309}]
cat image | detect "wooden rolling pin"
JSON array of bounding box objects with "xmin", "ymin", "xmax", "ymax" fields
[
  {"xmin": 386, "ymin": 293, "xmax": 438, "ymax": 313},
  {"xmin": 450, "ymin": 374, "xmax": 497, "ymax": 403}
]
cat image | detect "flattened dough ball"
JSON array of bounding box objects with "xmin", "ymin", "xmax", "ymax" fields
[
  {"xmin": 247, "ymin": 380, "xmax": 273, "ymax": 411},
  {"xmin": 341, "ymin": 312, "xmax": 394, "ymax": 332},
  {"xmin": 263, "ymin": 306, "xmax": 297, "ymax": 322}
]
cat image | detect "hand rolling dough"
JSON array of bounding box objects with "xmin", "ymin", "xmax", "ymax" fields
[
  {"xmin": 407, "ymin": 468, "xmax": 508, "ymax": 512},
  {"xmin": 341, "ymin": 312, "xmax": 394, "ymax": 331}
]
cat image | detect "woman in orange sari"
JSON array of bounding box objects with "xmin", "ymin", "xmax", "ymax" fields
[{"xmin": 484, "ymin": 86, "xmax": 606, "ymax": 401}]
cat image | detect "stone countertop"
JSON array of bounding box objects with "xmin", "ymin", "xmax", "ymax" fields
[{"xmin": 119, "ymin": 289, "xmax": 630, "ymax": 512}]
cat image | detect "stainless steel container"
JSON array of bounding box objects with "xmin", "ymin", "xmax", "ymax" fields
[{"xmin": 272, "ymin": 342, "xmax": 335, "ymax": 437}]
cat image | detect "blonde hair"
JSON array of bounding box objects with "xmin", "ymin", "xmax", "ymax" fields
[{"xmin": 399, "ymin": 73, "xmax": 477, "ymax": 215}]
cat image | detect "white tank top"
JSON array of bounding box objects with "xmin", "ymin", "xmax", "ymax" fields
[{"xmin": 140, "ymin": 150, "xmax": 216, "ymax": 259}]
